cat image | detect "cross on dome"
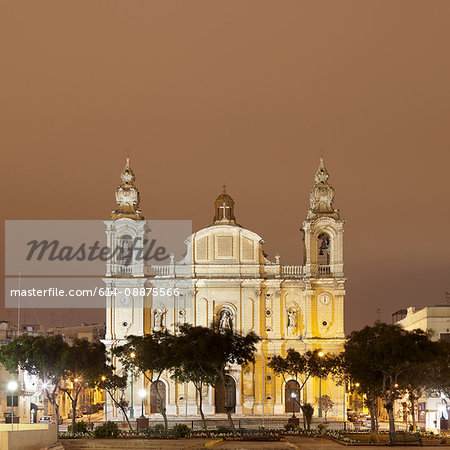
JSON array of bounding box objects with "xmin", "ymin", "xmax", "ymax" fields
[{"xmin": 212, "ymin": 185, "xmax": 236, "ymax": 225}]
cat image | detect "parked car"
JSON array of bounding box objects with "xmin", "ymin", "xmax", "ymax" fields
[{"xmin": 39, "ymin": 416, "xmax": 53, "ymax": 423}]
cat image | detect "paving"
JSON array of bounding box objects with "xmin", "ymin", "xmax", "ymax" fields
[{"xmin": 59, "ymin": 437, "xmax": 435, "ymax": 449}]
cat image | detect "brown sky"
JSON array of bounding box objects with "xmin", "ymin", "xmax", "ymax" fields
[{"xmin": 1, "ymin": 1, "xmax": 449, "ymax": 334}]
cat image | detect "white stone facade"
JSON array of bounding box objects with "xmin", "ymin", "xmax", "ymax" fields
[{"xmin": 103, "ymin": 158, "xmax": 346, "ymax": 421}]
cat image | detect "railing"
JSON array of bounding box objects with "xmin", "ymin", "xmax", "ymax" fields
[
  {"xmin": 110, "ymin": 264, "xmax": 133, "ymax": 275},
  {"xmin": 146, "ymin": 265, "xmax": 171, "ymax": 276},
  {"xmin": 281, "ymin": 265, "xmax": 305, "ymax": 277},
  {"xmin": 104, "ymin": 418, "xmax": 411, "ymax": 432},
  {"xmin": 318, "ymin": 265, "xmax": 331, "ymax": 276}
]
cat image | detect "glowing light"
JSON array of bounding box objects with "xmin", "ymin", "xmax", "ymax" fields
[
  {"xmin": 8, "ymin": 381, "xmax": 18, "ymax": 391},
  {"xmin": 101, "ymin": 376, "xmax": 106, "ymax": 381},
  {"xmin": 394, "ymin": 383, "xmax": 399, "ymax": 388},
  {"xmin": 291, "ymin": 392, "xmax": 297, "ymax": 398},
  {"xmin": 130, "ymin": 352, "xmax": 136, "ymax": 359},
  {"xmin": 355, "ymin": 383, "xmax": 360, "ymax": 387},
  {"xmin": 41, "ymin": 383, "xmax": 48, "ymax": 390},
  {"xmin": 139, "ymin": 389, "xmax": 147, "ymax": 398},
  {"xmin": 318, "ymin": 352, "xmax": 324, "ymax": 357},
  {"xmin": 74, "ymin": 378, "xmax": 79, "ymax": 383}
]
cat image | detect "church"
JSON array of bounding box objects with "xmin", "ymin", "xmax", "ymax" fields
[{"xmin": 102, "ymin": 157, "xmax": 346, "ymax": 420}]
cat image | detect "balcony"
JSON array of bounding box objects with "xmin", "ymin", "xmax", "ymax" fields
[
  {"xmin": 146, "ymin": 265, "xmax": 171, "ymax": 276},
  {"xmin": 109, "ymin": 264, "xmax": 133, "ymax": 275},
  {"xmin": 281, "ymin": 265, "xmax": 305, "ymax": 277}
]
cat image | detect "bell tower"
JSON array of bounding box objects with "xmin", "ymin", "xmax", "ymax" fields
[
  {"xmin": 104, "ymin": 158, "xmax": 148, "ymax": 341},
  {"xmin": 302, "ymin": 157, "xmax": 344, "ymax": 278},
  {"xmin": 302, "ymin": 157, "xmax": 345, "ymax": 339}
]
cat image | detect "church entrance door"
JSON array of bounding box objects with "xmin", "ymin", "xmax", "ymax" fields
[
  {"xmin": 215, "ymin": 375, "xmax": 236, "ymax": 413},
  {"xmin": 150, "ymin": 380, "xmax": 166, "ymax": 413},
  {"xmin": 285, "ymin": 380, "xmax": 301, "ymax": 413}
]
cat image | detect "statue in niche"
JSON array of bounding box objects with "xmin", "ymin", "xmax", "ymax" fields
[
  {"xmin": 153, "ymin": 307, "xmax": 167, "ymax": 332},
  {"xmin": 287, "ymin": 309, "xmax": 297, "ymax": 335},
  {"xmin": 218, "ymin": 309, "xmax": 233, "ymax": 333}
]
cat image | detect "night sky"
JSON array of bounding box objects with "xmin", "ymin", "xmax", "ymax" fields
[{"xmin": 1, "ymin": 1, "xmax": 449, "ymax": 333}]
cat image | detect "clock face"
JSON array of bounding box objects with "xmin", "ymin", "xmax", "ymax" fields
[
  {"xmin": 120, "ymin": 295, "xmax": 131, "ymax": 305},
  {"xmin": 319, "ymin": 293, "xmax": 331, "ymax": 305}
]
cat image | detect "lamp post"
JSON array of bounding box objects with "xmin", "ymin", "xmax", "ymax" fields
[
  {"xmin": 8, "ymin": 381, "xmax": 18, "ymax": 431},
  {"xmin": 291, "ymin": 392, "xmax": 297, "ymax": 419},
  {"xmin": 139, "ymin": 389, "xmax": 147, "ymax": 418},
  {"xmin": 130, "ymin": 352, "xmax": 135, "ymax": 419},
  {"xmin": 101, "ymin": 376, "xmax": 107, "ymax": 421},
  {"xmin": 318, "ymin": 351, "xmax": 324, "ymax": 418}
]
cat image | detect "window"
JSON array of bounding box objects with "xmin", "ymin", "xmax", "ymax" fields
[{"xmin": 7, "ymin": 396, "xmax": 18, "ymax": 407}]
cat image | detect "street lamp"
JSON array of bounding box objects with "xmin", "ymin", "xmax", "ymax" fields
[
  {"xmin": 130, "ymin": 352, "xmax": 135, "ymax": 419},
  {"xmin": 291, "ymin": 392, "xmax": 297, "ymax": 419},
  {"xmin": 139, "ymin": 389, "xmax": 147, "ymax": 418},
  {"xmin": 318, "ymin": 351, "xmax": 324, "ymax": 418},
  {"xmin": 8, "ymin": 381, "xmax": 18, "ymax": 430},
  {"xmin": 101, "ymin": 376, "xmax": 107, "ymax": 421}
]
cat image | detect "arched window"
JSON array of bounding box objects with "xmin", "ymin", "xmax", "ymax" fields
[
  {"xmin": 150, "ymin": 380, "xmax": 166, "ymax": 414},
  {"xmin": 215, "ymin": 375, "xmax": 236, "ymax": 413},
  {"xmin": 285, "ymin": 379, "xmax": 300, "ymax": 413},
  {"xmin": 317, "ymin": 233, "xmax": 330, "ymax": 265}
]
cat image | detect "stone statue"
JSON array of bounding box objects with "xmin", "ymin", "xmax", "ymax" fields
[
  {"xmin": 219, "ymin": 309, "xmax": 233, "ymax": 333},
  {"xmin": 153, "ymin": 307, "xmax": 167, "ymax": 331},
  {"xmin": 287, "ymin": 309, "xmax": 297, "ymax": 335}
]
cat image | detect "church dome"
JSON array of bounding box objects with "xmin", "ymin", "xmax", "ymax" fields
[{"xmin": 212, "ymin": 185, "xmax": 237, "ymax": 224}]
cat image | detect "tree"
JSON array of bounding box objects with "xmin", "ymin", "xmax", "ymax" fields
[
  {"xmin": 344, "ymin": 322, "xmax": 438, "ymax": 437},
  {"xmin": 59, "ymin": 339, "xmax": 107, "ymax": 434},
  {"xmin": 93, "ymin": 366, "xmax": 133, "ymax": 431},
  {"xmin": 268, "ymin": 349, "xmax": 329, "ymax": 427},
  {"xmin": 113, "ymin": 331, "xmax": 176, "ymax": 430},
  {"xmin": 301, "ymin": 403, "xmax": 314, "ymax": 430},
  {"xmin": 315, "ymin": 395, "xmax": 334, "ymax": 422},
  {"xmin": 170, "ymin": 325, "xmax": 218, "ymax": 430},
  {"xmin": 170, "ymin": 326, "xmax": 259, "ymax": 436},
  {"xmin": 329, "ymin": 350, "xmax": 381, "ymax": 433},
  {"xmin": 203, "ymin": 329, "xmax": 259, "ymax": 435},
  {"xmin": 425, "ymin": 340, "xmax": 450, "ymax": 398},
  {"xmin": 0, "ymin": 334, "xmax": 69, "ymax": 433}
]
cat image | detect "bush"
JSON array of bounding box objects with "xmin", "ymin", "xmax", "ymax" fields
[
  {"xmin": 152, "ymin": 423, "xmax": 165, "ymax": 434},
  {"xmin": 147, "ymin": 423, "xmax": 166, "ymax": 439},
  {"xmin": 67, "ymin": 420, "xmax": 88, "ymax": 435},
  {"xmin": 173, "ymin": 424, "xmax": 190, "ymax": 438},
  {"xmin": 317, "ymin": 423, "xmax": 327, "ymax": 434},
  {"xmin": 217, "ymin": 425, "xmax": 232, "ymax": 434},
  {"xmin": 93, "ymin": 421, "xmax": 119, "ymax": 438},
  {"xmin": 284, "ymin": 423, "xmax": 296, "ymax": 431}
]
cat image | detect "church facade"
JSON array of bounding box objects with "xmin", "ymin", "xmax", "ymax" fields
[{"xmin": 102, "ymin": 157, "xmax": 346, "ymax": 420}]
